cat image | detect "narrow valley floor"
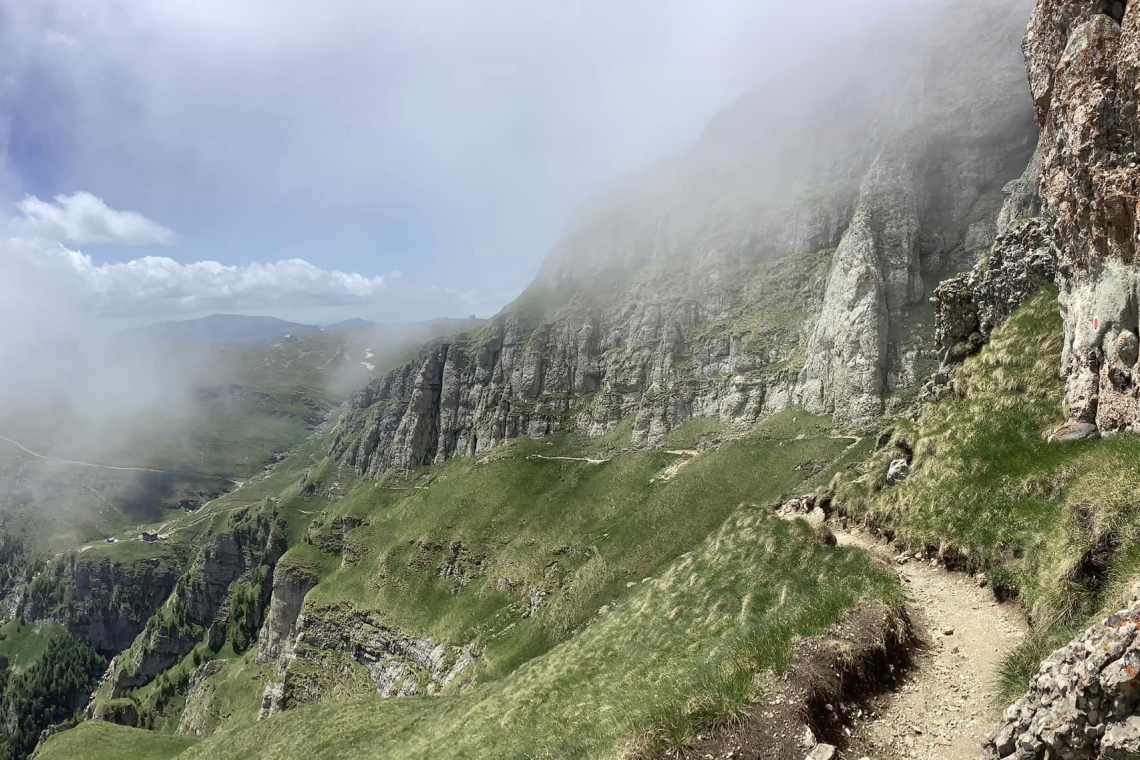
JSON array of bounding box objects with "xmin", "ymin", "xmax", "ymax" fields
[{"xmin": 834, "ymin": 528, "xmax": 1027, "ymax": 760}]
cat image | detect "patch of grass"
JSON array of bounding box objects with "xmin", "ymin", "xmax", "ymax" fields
[
  {"xmin": 0, "ymin": 619, "xmax": 63, "ymax": 671},
  {"xmin": 174, "ymin": 508, "xmax": 898, "ymax": 760},
  {"xmin": 36, "ymin": 721, "xmax": 195, "ymax": 760}
]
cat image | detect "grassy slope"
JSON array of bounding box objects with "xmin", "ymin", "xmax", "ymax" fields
[
  {"xmin": 40, "ymin": 410, "xmax": 901, "ymax": 760},
  {"xmin": 37, "ymin": 722, "xmax": 195, "ymax": 760},
  {"xmin": 831, "ymin": 287, "xmax": 1140, "ymax": 703},
  {"xmin": 296, "ymin": 412, "xmax": 852, "ymax": 682},
  {"xmin": 179, "ymin": 516, "xmax": 897, "ymax": 760},
  {"xmin": 0, "ymin": 620, "xmax": 63, "ymax": 671}
]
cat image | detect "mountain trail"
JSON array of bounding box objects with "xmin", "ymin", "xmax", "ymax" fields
[
  {"xmin": 833, "ymin": 527, "xmax": 1027, "ymax": 760},
  {"xmin": 526, "ymin": 454, "xmax": 610, "ymax": 465},
  {"xmin": 0, "ymin": 433, "xmax": 238, "ymax": 482}
]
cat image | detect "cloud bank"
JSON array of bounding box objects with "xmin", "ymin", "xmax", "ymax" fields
[
  {"xmin": 2, "ymin": 193, "xmax": 391, "ymax": 321},
  {"xmin": 16, "ymin": 192, "xmax": 178, "ymax": 246}
]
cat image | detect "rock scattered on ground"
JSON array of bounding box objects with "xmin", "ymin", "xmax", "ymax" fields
[
  {"xmin": 837, "ymin": 529, "xmax": 1027, "ymax": 760},
  {"xmin": 981, "ymin": 586, "xmax": 1140, "ymax": 760}
]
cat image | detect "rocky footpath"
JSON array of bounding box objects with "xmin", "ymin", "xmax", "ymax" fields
[
  {"xmin": 1022, "ymin": 0, "xmax": 1140, "ymax": 432},
  {"xmin": 329, "ymin": 2, "xmax": 1037, "ymax": 477},
  {"xmin": 981, "ymin": 588, "xmax": 1140, "ymax": 760}
]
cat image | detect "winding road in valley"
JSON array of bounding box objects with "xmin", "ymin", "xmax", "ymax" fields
[{"xmin": 0, "ymin": 434, "xmax": 238, "ymax": 482}]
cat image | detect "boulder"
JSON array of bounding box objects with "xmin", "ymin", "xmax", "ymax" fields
[
  {"xmin": 885, "ymin": 458, "xmax": 910, "ymax": 485},
  {"xmin": 806, "ymin": 744, "xmax": 836, "ymax": 760},
  {"xmin": 1047, "ymin": 421, "xmax": 1100, "ymax": 443}
]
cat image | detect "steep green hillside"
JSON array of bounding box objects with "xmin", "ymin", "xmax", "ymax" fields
[
  {"xmin": 829, "ymin": 288, "xmax": 1140, "ymax": 702},
  {"xmin": 39, "ymin": 410, "xmax": 902, "ymax": 760}
]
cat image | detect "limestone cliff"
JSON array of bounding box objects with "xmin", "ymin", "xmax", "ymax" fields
[
  {"xmin": 21, "ymin": 554, "xmax": 181, "ymax": 655},
  {"xmin": 1023, "ymin": 0, "xmax": 1140, "ymax": 431},
  {"xmin": 330, "ymin": 1, "xmax": 1038, "ymax": 476},
  {"xmin": 108, "ymin": 509, "xmax": 285, "ymax": 697}
]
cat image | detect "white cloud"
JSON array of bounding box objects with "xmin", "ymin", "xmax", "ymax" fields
[
  {"xmin": 16, "ymin": 191, "xmax": 178, "ymax": 246},
  {"xmin": 1, "ymin": 193, "xmax": 391, "ymax": 320}
]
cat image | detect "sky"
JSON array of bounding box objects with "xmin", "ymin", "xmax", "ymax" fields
[{"xmin": 0, "ymin": 0, "xmax": 910, "ymax": 329}]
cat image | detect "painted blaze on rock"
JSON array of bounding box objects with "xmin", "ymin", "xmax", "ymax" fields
[{"xmin": 1024, "ymin": 0, "xmax": 1140, "ymax": 432}]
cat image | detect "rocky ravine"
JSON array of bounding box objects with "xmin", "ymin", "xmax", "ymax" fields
[{"xmin": 329, "ymin": 1, "xmax": 1038, "ymax": 477}]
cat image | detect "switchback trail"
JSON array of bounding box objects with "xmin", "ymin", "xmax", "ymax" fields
[
  {"xmin": 0, "ymin": 433, "xmax": 238, "ymax": 483},
  {"xmin": 834, "ymin": 527, "xmax": 1027, "ymax": 760}
]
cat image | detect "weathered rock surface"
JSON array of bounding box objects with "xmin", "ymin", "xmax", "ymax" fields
[
  {"xmin": 1023, "ymin": 0, "xmax": 1140, "ymax": 431},
  {"xmin": 286, "ymin": 607, "xmax": 478, "ymax": 700},
  {"xmin": 775, "ymin": 494, "xmax": 828, "ymax": 527},
  {"xmin": 89, "ymin": 698, "xmax": 139, "ymax": 728},
  {"xmin": 256, "ymin": 602, "xmax": 479, "ymax": 719},
  {"xmin": 21, "ymin": 556, "xmax": 181, "ymax": 655},
  {"xmin": 110, "ymin": 512, "xmax": 284, "ymax": 697},
  {"xmin": 176, "ymin": 660, "xmax": 228, "ymax": 737},
  {"xmin": 981, "ymin": 590, "xmax": 1140, "ymax": 760},
  {"xmin": 256, "ymin": 565, "xmax": 317, "ymax": 664},
  {"xmin": 1048, "ymin": 420, "xmax": 1103, "ymax": 441},
  {"xmin": 885, "ymin": 458, "xmax": 911, "ymax": 486},
  {"xmin": 329, "ymin": 2, "xmax": 1037, "ymax": 476},
  {"xmin": 933, "ymin": 217, "xmax": 1059, "ymax": 364}
]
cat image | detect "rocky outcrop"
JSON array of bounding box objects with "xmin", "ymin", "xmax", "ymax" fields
[
  {"xmin": 176, "ymin": 660, "xmax": 227, "ymax": 737},
  {"xmin": 110, "ymin": 510, "xmax": 285, "ymax": 697},
  {"xmin": 21, "ymin": 555, "xmax": 181, "ymax": 655},
  {"xmin": 329, "ymin": 2, "xmax": 1038, "ymax": 475},
  {"xmin": 932, "ymin": 217, "xmax": 1059, "ymax": 363},
  {"xmin": 255, "ymin": 565, "xmax": 317, "ymax": 664},
  {"xmin": 1023, "ymin": 0, "xmax": 1140, "ymax": 431},
  {"xmin": 258, "ymin": 603, "xmax": 479, "ymax": 717},
  {"xmin": 89, "ymin": 699, "xmax": 139, "ymax": 728},
  {"xmin": 981, "ymin": 589, "xmax": 1140, "ymax": 760},
  {"xmin": 290, "ymin": 608, "xmax": 477, "ymax": 698},
  {"xmin": 798, "ymin": 149, "xmax": 920, "ymax": 420}
]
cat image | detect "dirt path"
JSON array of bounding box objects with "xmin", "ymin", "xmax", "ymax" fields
[
  {"xmin": 835, "ymin": 528, "xmax": 1026, "ymax": 760},
  {"xmin": 526, "ymin": 454, "xmax": 610, "ymax": 465},
  {"xmin": 0, "ymin": 433, "xmax": 237, "ymax": 482}
]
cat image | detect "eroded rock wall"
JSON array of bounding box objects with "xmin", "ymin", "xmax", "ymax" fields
[
  {"xmin": 982, "ymin": 591, "xmax": 1140, "ymax": 760},
  {"xmin": 1024, "ymin": 0, "xmax": 1140, "ymax": 431},
  {"xmin": 329, "ymin": 3, "xmax": 1038, "ymax": 475}
]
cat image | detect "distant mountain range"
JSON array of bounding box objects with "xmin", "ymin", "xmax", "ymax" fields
[
  {"xmin": 126, "ymin": 314, "xmax": 324, "ymax": 345},
  {"xmin": 125, "ymin": 314, "xmax": 485, "ymax": 346}
]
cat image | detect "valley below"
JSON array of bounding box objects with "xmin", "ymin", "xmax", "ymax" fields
[{"xmin": 4, "ymin": 0, "xmax": 1140, "ymax": 758}]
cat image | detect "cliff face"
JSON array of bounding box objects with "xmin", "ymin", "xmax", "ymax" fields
[
  {"xmin": 330, "ymin": 2, "xmax": 1038, "ymax": 476},
  {"xmin": 109, "ymin": 510, "xmax": 285, "ymax": 697},
  {"xmin": 21, "ymin": 555, "xmax": 181, "ymax": 655},
  {"xmin": 1023, "ymin": 0, "xmax": 1140, "ymax": 431}
]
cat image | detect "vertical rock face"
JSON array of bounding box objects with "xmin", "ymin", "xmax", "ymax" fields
[
  {"xmin": 799, "ymin": 151, "xmax": 919, "ymax": 420},
  {"xmin": 256, "ymin": 565, "xmax": 317, "ymax": 664},
  {"xmin": 1023, "ymin": 0, "xmax": 1140, "ymax": 430},
  {"xmin": 110, "ymin": 511, "xmax": 285, "ymax": 697},
  {"xmin": 21, "ymin": 556, "xmax": 181, "ymax": 655},
  {"xmin": 329, "ymin": 1, "xmax": 1038, "ymax": 475}
]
